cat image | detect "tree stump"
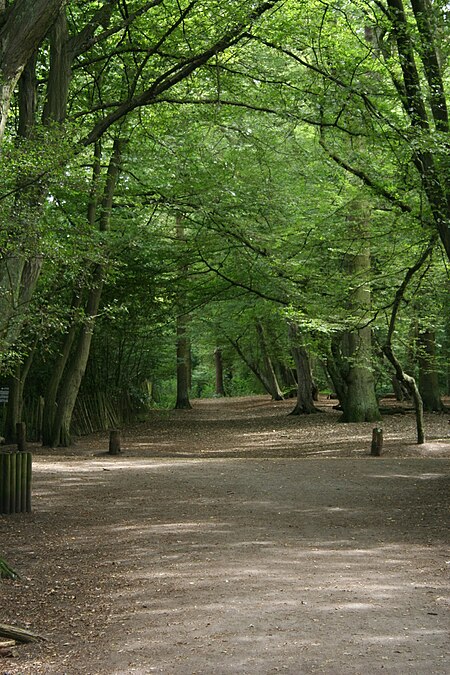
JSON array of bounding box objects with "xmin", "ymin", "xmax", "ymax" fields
[
  {"xmin": 371, "ymin": 427, "xmax": 383, "ymax": 456},
  {"xmin": 109, "ymin": 429, "xmax": 121, "ymax": 455}
]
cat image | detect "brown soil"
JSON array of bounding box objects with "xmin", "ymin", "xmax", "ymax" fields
[{"xmin": 1, "ymin": 395, "xmax": 449, "ymax": 674}]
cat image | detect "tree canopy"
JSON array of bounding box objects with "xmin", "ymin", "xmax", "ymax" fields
[{"xmin": 0, "ymin": 0, "xmax": 448, "ymax": 442}]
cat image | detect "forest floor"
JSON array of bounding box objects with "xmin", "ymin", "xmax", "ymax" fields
[{"xmin": 1, "ymin": 395, "xmax": 450, "ymax": 674}]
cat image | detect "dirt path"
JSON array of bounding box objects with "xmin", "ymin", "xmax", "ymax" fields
[{"xmin": 1, "ymin": 396, "xmax": 449, "ymax": 674}]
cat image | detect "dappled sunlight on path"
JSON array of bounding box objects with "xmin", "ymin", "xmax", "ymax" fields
[{"xmin": 1, "ymin": 396, "xmax": 449, "ymax": 673}]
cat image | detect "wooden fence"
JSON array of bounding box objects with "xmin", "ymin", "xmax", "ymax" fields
[{"xmin": 0, "ymin": 392, "xmax": 142, "ymax": 442}]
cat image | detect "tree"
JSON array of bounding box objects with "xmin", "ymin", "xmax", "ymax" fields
[
  {"xmin": 0, "ymin": 0, "xmax": 283, "ymax": 375},
  {"xmin": 288, "ymin": 322, "xmax": 318, "ymax": 415},
  {"xmin": 0, "ymin": 0, "xmax": 65, "ymax": 141},
  {"xmin": 48, "ymin": 139, "xmax": 124, "ymax": 446},
  {"xmin": 214, "ymin": 348, "xmax": 226, "ymax": 396},
  {"xmin": 244, "ymin": 0, "xmax": 449, "ymax": 258}
]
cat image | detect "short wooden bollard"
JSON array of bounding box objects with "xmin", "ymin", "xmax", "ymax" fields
[
  {"xmin": 371, "ymin": 427, "xmax": 383, "ymax": 456},
  {"xmin": 16, "ymin": 421, "xmax": 27, "ymax": 452},
  {"xmin": 109, "ymin": 429, "xmax": 121, "ymax": 455},
  {"xmin": 0, "ymin": 451, "xmax": 32, "ymax": 514}
]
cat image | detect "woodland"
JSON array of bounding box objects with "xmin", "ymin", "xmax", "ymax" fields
[
  {"xmin": 0, "ymin": 1, "xmax": 449, "ymax": 670},
  {"xmin": 0, "ymin": 0, "xmax": 449, "ymax": 446}
]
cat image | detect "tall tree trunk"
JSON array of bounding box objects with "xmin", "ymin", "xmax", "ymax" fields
[
  {"xmin": 0, "ymin": 10, "xmax": 70, "ymax": 373},
  {"xmin": 339, "ymin": 203, "xmax": 380, "ymax": 423},
  {"xmin": 0, "ymin": 0, "xmax": 65, "ymax": 143},
  {"xmin": 325, "ymin": 338, "xmax": 348, "ymax": 405},
  {"xmin": 175, "ymin": 312, "xmax": 192, "ymax": 409},
  {"xmin": 340, "ymin": 329, "xmax": 380, "ymax": 423},
  {"xmin": 227, "ymin": 335, "xmax": 276, "ymax": 398},
  {"xmin": 0, "ymin": 6, "xmax": 113, "ymax": 371},
  {"xmin": 174, "ymin": 216, "xmax": 192, "ymax": 409},
  {"xmin": 381, "ymin": 243, "xmax": 434, "ymax": 445},
  {"xmin": 49, "ymin": 139, "xmax": 124, "ymax": 446},
  {"xmin": 384, "ymin": 344, "xmax": 425, "ymax": 444},
  {"xmin": 255, "ymin": 321, "xmax": 284, "ymax": 400},
  {"xmin": 50, "ymin": 277, "xmax": 104, "ymax": 447},
  {"xmin": 4, "ymin": 346, "xmax": 35, "ymax": 442},
  {"xmin": 417, "ymin": 329, "xmax": 443, "ymax": 412},
  {"xmin": 288, "ymin": 323, "xmax": 318, "ymax": 414},
  {"xmin": 385, "ymin": 0, "xmax": 450, "ymax": 260},
  {"xmin": 41, "ymin": 295, "xmax": 82, "ymax": 446},
  {"xmin": 214, "ymin": 348, "xmax": 226, "ymax": 397},
  {"xmin": 0, "ymin": 51, "xmax": 42, "ymax": 367}
]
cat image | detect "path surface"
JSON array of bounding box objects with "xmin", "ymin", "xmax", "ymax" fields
[{"xmin": 1, "ymin": 396, "xmax": 449, "ymax": 674}]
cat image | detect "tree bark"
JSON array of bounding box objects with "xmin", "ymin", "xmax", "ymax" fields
[
  {"xmin": 50, "ymin": 139, "xmax": 124, "ymax": 446},
  {"xmin": 4, "ymin": 346, "xmax": 34, "ymax": 443},
  {"xmin": 385, "ymin": 0, "xmax": 450, "ymax": 260},
  {"xmin": 384, "ymin": 344, "xmax": 425, "ymax": 444},
  {"xmin": 339, "ymin": 203, "xmax": 380, "ymax": 423},
  {"xmin": 41, "ymin": 295, "xmax": 82, "ymax": 446},
  {"xmin": 214, "ymin": 348, "xmax": 226, "ymax": 397},
  {"xmin": 381, "ymin": 243, "xmax": 434, "ymax": 444},
  {"xmin": 417, "ymin": 329, "xmax": 443, "ymax": 412},
  {"xmin": 227, "ymin": 335, "xmax": 275, "ymax": 397},
  {"xmin": 0, "ymin": 0, "xmax": 65, "ymax": 142},
  {"xmin": 340, "ymin": 328, "xmax": 380, "ymax": 423},
  {"xmin": 288, "ymin": 323, "xmax": 318, "ymax": 414},
  {"xmin": 255, "ymin": 321, "xmax": 284, "ymax": 400},
  {"xmin": 174, "ymin": 216, "xmax": 192, "ymax": 410},
  {"xmin": 175, "ymin": 312, "xmax": 192, "ymax": 409}
]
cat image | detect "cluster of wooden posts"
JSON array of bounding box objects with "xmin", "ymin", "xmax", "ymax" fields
[{"xmin": 0, "ymin": 422, "xmax": 32, "ymax": 514}]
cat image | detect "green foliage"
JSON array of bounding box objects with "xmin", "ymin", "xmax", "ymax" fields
[{"xmin": 1, "ymin": 0, "xmax": 448, "ymax": 419}]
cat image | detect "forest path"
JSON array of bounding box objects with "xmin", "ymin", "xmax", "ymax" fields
[{"xmin": 1, "ymin": 396, "xmax": 449, "ymax": 673}]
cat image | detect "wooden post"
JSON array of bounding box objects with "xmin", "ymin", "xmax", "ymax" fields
[
  {"xmin": 2, "ymin": 453, "xmax": 11, "ymax": 514},
  {"xmin": 16, "ymin": 422, "xmax": 26, "ymax": 452},
  {"xmin": 15, "ymin": 453, "xmax": 22, "ymax": 513},
  {"xmin": 20, "ymin": 452, "xmax": 27, "ymax": 513},
  {"xmin": 10, "ymin": 454, "xmax": 16, "ymax": 514},
  {"xmin": 25, "ymin": 452, "xmax": 32, "ymax": 512},
  {"xmin": 371, "ymin": 427, "xmax": 383, "ymax": 456},
  {"xmin": 109, "ymin": 429, "xmax": 121, "ymax": 455},
  {"xmin": 1, "ymin": 451, "xmax": 32, "ymax": 514}
]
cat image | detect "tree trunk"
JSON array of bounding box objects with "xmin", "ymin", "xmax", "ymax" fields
[
  {"xmin": 173, "ymin": 216, "xmax": 192, "ymax": 409},
  {"xmin": 339, "ymin": 203, "xmax": 380, "ymax": 423},
  {"xmin": 255, "ymin": 321, "xmax": 284, "ymax": 400},
  {"xmin": 0, "ymin": 257, "xmax": 42, "ymax": 373},
  {"xmin": 384, "ymin": 344, "xmax": 425, "ymax": 444},
  {"xmin": 0, "ymin": 0, "xmax": 65, "ymax": 142},
  {"xmin": 50, "ymin": 277, "xmax": 103, "ymax": 447},
  {"xmin": 325, "ymin": 339, "xmax": 348, "ymax": 406},
  {"xmin": 214, "ymin": 348, "xmax": 226, "ymax": 397},
  {"xmin": 340, "ymin": 329, "xmax": 380, "ymax": 423},
  {"xmin": 0, "ymin": 11, "xmax": 70, "ymax": 372},
  {"xmin": 41, "ymin": 295, "xmax": 82, "ymax": 446},
  {"xmin": 175, "ymin": 313, "xmax": 192, "ymax": 409},
  {"xmin": 4, "ymin": 366, "xmax": 21, "ymax": 444},
  {"xmin": 288, "ymin": 323, "xmax": 318, "ymax": 414},
  {"xmin": 49, "ymin": 139, "xmax": 124, "ymax": 446},
  {"xmin": 381, "ymin": 243, "xmax": 434, "ymax": 445},
  {"xmin": 4, "ymin": 347, "xmax": 35, "ymax": 442},
  {"xmin": 417, "ymin": 329, "xmax": 443, "ymax": 412}
]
